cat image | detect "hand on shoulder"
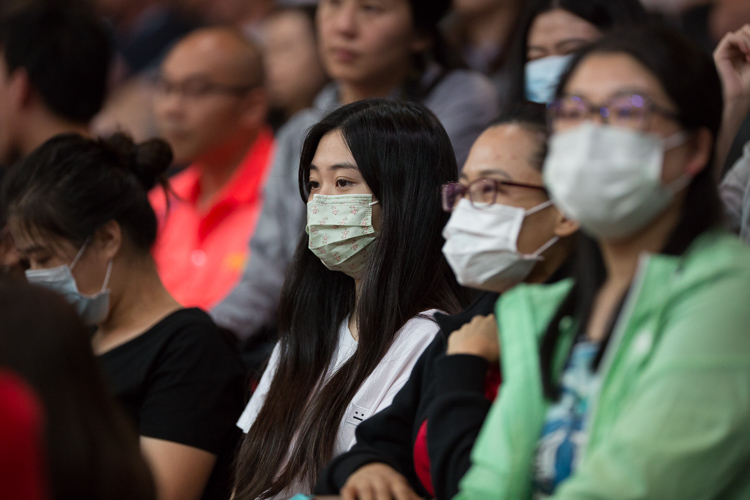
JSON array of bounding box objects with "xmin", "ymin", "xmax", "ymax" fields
[{"xmin": 446, "ymin": 314, "xmax": 500, "ymax": 362}]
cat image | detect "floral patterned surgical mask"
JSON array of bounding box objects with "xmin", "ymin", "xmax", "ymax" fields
[{"xmin": 306, "ymin": 194, "xmax": 379, "ymax": 278}]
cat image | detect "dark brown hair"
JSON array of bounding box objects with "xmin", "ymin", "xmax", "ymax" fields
[
  {"xmin": 2, "ymin": 132, "xmax": 172, "ymax": 252},
  {"xmin": 0, "ymin": 283, "xmax": 155, "ymax": 500}
]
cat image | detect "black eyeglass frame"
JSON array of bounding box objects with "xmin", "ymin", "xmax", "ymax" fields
[{"xmin": 441, "ymin": 178, "xmax": 548, "ymax": 212}]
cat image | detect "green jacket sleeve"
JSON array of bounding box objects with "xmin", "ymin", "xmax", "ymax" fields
[{"xmin": 553, "ymin": 270, "xmax": 750, "ymax": 500}]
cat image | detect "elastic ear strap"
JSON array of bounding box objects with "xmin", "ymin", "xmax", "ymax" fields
[
  {"xmin": 102, "ymin": 259, "xmax": 114, "ymax": 291},
  {"xmin": 70, "ymin": 237, "xmax": 92, "ymax": 270},
  {"xmin": 532, "ymin": 236, "xmax": 560, "ymax": 259},
  {"xmin": 525, "ymin": 199, "xmax": 554, "ymax": 217}
]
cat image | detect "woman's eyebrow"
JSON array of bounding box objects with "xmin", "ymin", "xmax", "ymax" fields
[
  {"xmin": 309, "ymin": 162, "xmax": 358, "ymax": 172},
  {"xmin": 478, "ymin": 168, "xmax": 512, "ymax": 179},
  {"xmin": 555, "ymin": 38, "xmax": 592, "ymax": 51},
  {"xmin": 329, "ymin": 163, "xmax": 358, "ymax": 171}
]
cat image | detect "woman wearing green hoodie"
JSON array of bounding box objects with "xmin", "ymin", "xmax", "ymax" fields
[{"xmin": 457, "ymin": 25, "xmax": 750, "ymax": 500}]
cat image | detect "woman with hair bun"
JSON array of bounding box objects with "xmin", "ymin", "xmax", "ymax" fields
[{"xmin": 1, "ymin": 133, "xmax": 246, "ymax": 500}]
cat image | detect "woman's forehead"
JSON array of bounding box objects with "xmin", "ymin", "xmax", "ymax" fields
[{"xmin": 563, "ymin": 52, "xmax": 671, "ymax": 106}]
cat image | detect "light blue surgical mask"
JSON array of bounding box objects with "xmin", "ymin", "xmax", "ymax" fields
[
  {"xmin": 25, "ymin": 240, "xmax": 113, "ymax": 325},
  {"xmin": 524, "ymin": 54, "xmax": 574, "ymax": 104}
]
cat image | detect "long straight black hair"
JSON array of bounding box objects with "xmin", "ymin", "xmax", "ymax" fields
[
  {"xmin": 500, "ymin": 0, "xmax": 647, "ymax": 106},
  {"xmin": 233, "ymin": 99, "xmax": 468, "ymax": 499},
  {"xmin": 539, "ymin": 25, "xmax": 725, "ymax": 400}
]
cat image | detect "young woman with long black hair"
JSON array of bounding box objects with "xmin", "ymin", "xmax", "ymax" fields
[
  {"xmin": 457, "ymin": 25, "xmax": 750, "ymax": 499},
  {"xmin": 212, "ymin": 0, "xmax": 498, "ymax": 343},
  {"xmin": 231, "ymin": 98, "xmax": 467, "ymax": 500}
]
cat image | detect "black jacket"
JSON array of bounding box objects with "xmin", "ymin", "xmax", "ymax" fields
[{"xmin": 314, "ymin": 292, "xmax": 500, "ymax": 500}]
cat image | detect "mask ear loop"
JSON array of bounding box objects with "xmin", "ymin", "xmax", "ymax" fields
[
  {"xmin": 368, "ymin": 200, "xmax": 379, "ymax": 206},
  {"xmin": 661, "ymin": 131, "xmax": 692, "ymax": 196},
  {"xmin": 99, "ymin": 259, "xmax": 114, "ymax": 293},
  {"xmin": 524, "ymin": 199, "xmax": 554, "ymax": 217},
  {"xmin": 529, "ymin": 235, "xmax": 560, "ymax": 260},
  {"xmin": 69, "ymin": 237, "xmax": 92, "ymax": 270},
  {"xmin": 521, "ymin": 200, "xmax": 559, "ymax": 260}
]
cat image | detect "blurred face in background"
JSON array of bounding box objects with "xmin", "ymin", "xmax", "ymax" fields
[
  {"xmin": 526, "ymin": 8, "xmax": 601, "ymax": 61},
  {"xmin": 153, "ymin": 29, "xmax": 266, "ymax": 166},
  {"xmin": 316, "ymin": 0, "xmax": 429, "ymax": 91},
  {"xmin": 263, "ymin": 9, "xmax": 327, "ymax": 118}
]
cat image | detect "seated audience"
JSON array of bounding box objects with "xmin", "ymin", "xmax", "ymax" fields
[
  {"xmin": 458, "ymin": 25, "xmax": 750, "ymax": 499},
  {"xmin": 3, "ymin": 134, "xmax": 245, "ymax": 500},
  {"xmin": 151, "ymin": 27, "xmax": 273, "ymax": 310},
  {"xmin": 0, "ymin": 0, "xmax": 112, "ymax": 293},
  {"xmin": 231, "ymin": 99, "xmax": 468, "ymax": 500},
  {"xmin": 0, "ymin": 1, "xmax": 110, "ymax": 166},
  {"xmin": 212, "ymin": 0, "xmax": 499, "ymax": 342},
  {"xmin": 315, "ymin": 103, "xmax": 579, "ymax": 500},
  {"xmin": 0, "ymin": 284, "xmax": 155, "ymax": 500},
  {"xmin": 499, "ymin": 0, "xmax": 647, "ymax": 106}
]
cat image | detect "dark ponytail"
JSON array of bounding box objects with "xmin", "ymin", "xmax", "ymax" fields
[{"xmin": 2, "ymin": 132, "xmax": 172, "ymax": 252}]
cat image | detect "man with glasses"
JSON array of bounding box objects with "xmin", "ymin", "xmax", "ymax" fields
[{"xmin": 151, "ymin": 27, "xmax": 274, "ymax": 311}]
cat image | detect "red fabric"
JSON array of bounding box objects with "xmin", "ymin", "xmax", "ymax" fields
[
  {"xmin": 413, "ymin": 420, "xmax": 434, "ymax": 497},
  {"xmin": 150, "ymin": 128, "xmax": 274, "ymax": 310},
  {"xmin": 0, "ymin": 372, "xmax": 49, "ymax": 500},
  {"xmin": 413, "ymin": 364, "xmax": 502, "ymax": 497},
  {"xmin": 484, "ymin": 363, "xmax": 502, "ymax": 401}
]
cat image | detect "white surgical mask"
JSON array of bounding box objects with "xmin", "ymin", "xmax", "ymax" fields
[
  {"xmin": 525, "ymin": 54, "xmax": 574, "ymax": 104},
  {"xmin": 442, "ymin": 198, "xmax": 558, "ymax": 292},
  {"xmin": 543, "ymin": 122, "xmax": 689, "ymax": 240},
  {"xmin": 25, "ymin": 240, "xmax": 113, "ymax": 325}
]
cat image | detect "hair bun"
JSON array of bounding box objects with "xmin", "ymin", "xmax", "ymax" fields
[{"xmin": 104, "ymin": 133, "xmax": 173, "ymax": 192}]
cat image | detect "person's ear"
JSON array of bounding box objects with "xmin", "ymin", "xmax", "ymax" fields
[
  {"xmin": 682, "ymin": 127, "xmax": 713, "ymax": 178},
  {"xmin": 92, "ymin": 220, "xmax": 122, "ymax": 261},
  {"xmin": 239, "ymin": 87, "xmax": 269, "ymax": 130},
  {"xmin": 550, "ymin": 206, "xmax": 579, "ymax": 238},
  {"xmin": 7, "ymin": 68, "xmax": 32, "ymax": 110}
]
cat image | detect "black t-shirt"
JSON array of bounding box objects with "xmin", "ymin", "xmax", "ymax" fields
[{"xmin": 98, "ymin": 308, "xmax": 246, "ymax": 500}]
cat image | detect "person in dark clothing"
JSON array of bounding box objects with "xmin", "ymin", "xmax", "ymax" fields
[
  {"xmin": 2, "ymin": 133, "xmax": 245, "ymax": 500},
  {"xmin": 315, "ymin": 103, "xmax": 579, "ymax": 500}
]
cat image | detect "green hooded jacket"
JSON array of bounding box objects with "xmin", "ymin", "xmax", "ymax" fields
[{"xmin": 457, "ymin": 232, "xmax": 750, "ymax": 500}]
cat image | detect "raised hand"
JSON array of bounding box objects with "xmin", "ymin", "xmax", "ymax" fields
[{"xmin": 713, "ymin": 25, "xmax": 750, "ymax": 176}]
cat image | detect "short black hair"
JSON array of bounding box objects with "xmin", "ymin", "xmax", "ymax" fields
[{"xmin": 0, "ymin": 1, "xmax": 112, "ymax": 123}]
